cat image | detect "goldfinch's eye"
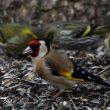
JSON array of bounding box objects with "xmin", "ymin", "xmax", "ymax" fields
[{"xmin": 30, "ymin": 45, "xmax": 39, "ymax": 51}]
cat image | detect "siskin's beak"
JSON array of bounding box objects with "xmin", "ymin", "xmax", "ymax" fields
[{"xmin": 23, "ymin": 46, "xmax": 33, "ymax": 55}]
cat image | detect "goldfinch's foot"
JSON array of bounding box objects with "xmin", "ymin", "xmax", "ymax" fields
[
  {"xmin": 52, "ymin": 89, "xmax": 65, "ymax": 99},
  {"xmin": 47, "ymin": 89, "xmax": 65, "ymax": 99},
  {"xmin": 50, "ymin": 88, "xmax": 60, "ymax": 95}
]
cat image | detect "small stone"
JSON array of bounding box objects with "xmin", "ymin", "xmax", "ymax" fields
[{"xmin": 62, "ymin": 101, "xmax": 67, "ymax": 106}]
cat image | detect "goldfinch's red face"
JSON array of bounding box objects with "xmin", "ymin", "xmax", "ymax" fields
[{"xmin": 23, "ymin": 40, "xmax": 49, "ymax": 58}]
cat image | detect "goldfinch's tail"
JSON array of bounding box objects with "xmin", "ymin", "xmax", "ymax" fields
[{"xmin": 72, "ymin": 64, "xmax": 110, "ymax": 88}]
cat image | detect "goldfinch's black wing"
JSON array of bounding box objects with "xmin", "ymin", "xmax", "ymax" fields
[
  {"xmin": 46, "ymin": 59, "xmax": 110, "ymax": 88},
  {"xmin": 72, "ymin": 63, "xmax": 110, "ymax": 88},
  {"xmin": 45, "ymin": 49, "xmax": 110, "ymax": 88}
]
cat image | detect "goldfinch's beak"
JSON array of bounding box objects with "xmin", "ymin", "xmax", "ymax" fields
[{"xmin": 23, "ymin": 46, "xmax": 33, "ymax": 55}]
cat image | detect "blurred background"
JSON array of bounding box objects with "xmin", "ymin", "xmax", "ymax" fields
[{"xmin": 0, "ymin": 0, "xmax": 110, "ymax": 26}]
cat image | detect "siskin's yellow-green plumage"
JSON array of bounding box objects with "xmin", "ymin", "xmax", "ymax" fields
[{"xmin": 0, "ymin": 23, "xmax": 37, "ymax": 52}]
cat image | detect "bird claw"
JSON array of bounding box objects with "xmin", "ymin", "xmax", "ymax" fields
[{"xmin": 48, "ymin": 88, "xmax": 64, "ymax": 99}]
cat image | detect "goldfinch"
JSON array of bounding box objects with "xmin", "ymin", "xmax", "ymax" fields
[{"xmin": 23, "ymin": 39, "xmax": 110, "ymax": 90}]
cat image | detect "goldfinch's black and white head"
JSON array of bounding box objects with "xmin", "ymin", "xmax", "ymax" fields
[{"xmin": 23, "ymin": 39, "xmax": 50, "ymax": 58}]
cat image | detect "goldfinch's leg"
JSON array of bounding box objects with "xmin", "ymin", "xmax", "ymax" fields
[{"xmin": 52, "ymin": 89, "xmax": 64, "ymax": 99}]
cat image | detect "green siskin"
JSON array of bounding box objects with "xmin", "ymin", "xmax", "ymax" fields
[
  {"xmin": 104, "ymin": 33, "xmax": 110, "ymax": 50},
  {"xmin": 0, "ymin": 23, "xmax": 37, "ymax": 52},
  {"xmin": 92, "ymin": 25, "xmax": 110, "ymax": 38},
  {"xmin": 43, "ymin": 21, "xmax": 104, "ymax": 50},
  {"xmin": 43, "ymin": 21, "xmax": 110, "ymax": 51},
  {"xmin": 44, "ymin": 21, "xmax": 91, "ymax": 42},
  {"xmin": 93, "ymin": 25, "xmax": 110, "ymax": 51}
]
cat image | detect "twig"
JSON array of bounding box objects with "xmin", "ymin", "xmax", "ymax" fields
[
  {"xmin": 98, "ymin": 65, "xmax": 110, "ymax": 75},
  {"xmin": 68, "ymin": 94, "xmax": 78, "ymax": 110}
]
